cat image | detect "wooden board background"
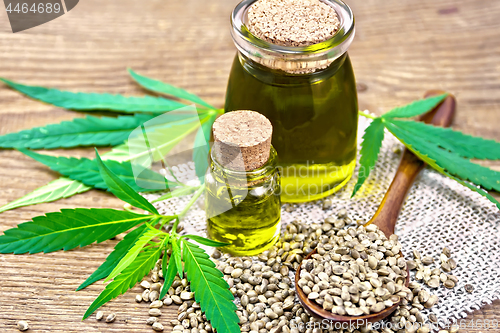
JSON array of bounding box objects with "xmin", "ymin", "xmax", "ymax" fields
[{"xmin": 0, "ymin": 0, "xmax": 499, "ymax": 331}]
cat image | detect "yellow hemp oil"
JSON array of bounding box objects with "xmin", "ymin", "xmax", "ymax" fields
[
  {"xmin": 205, "ymin": 111, "xmax": 281, "ymax": 256},
  {"xmin": 227, "ymin": 0, "xmax": 358, "ymax": 202}
]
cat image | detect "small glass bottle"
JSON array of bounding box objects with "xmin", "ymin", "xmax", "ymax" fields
[
  {"xmin": 226, "ymin": 0, "xmax": 358, "ymax": 203},
  {"xmin": 205, "ymin": 111, "xmax": 281, "ymax": 256}
]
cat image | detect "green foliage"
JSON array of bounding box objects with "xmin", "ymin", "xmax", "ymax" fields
[
  {"xmin": 385, "ymin": 122, "xmax": 500, "ymax": 204},
  {"xmin": 19, "ymin": 149, "xmax": 173, "ymax": 194},
  {"xmin": 76, "ymin": 224, "xmax": 148, "ymax": 291},
  {"xmin": 388, "ymin": 119, "xmax": 500, "ymax": 160},
  {"xmin": 0, "ymin": 78, "xmax": 186, "ymax": 114},
  {"xmin": 128, "ymin": 69, "xmax": 215, "ymax": 109},
  {"xmin": 0, "ymin": 73, "xmax": 211, "ymax": 212},
  {"xmin": 0, "ymin": 114, "xmax": 155, "ymax": 149},
  {"xmin": 351, "ymin": 118, "xmax": 385, "ymax": 197},
  {"xmin": 151, "ymin": 186, "xmax": 199, "ymax": 203},
  {"xmin": 385, "ymin": 124, "xmax": 500, "ymax": 209},
  {"xmin": 382, "ymin": 94, "xmax": 448, "ymax": 119},
  {"xmin": 105, "ymin": 227, "xmax": 164, "ymax": 282},
  {"xmin": 193, "ymin": 114, "xmax": 217, "ymax": 182},
  {"xmin": 159, "ymin": 250, "xmax": 178, "ymax": 300},
  {"xmin": 171, "ymin": 237, "xmax": 183, "ymax": 278},
  {"xmin": 182, "ymin": 234, "xmax": 229, "ymax": 247},
  {"xmin": 355, "ymin": 95, "xmax": 500, "ymax": 210},
  {"xmin": 182, "ymin": 241, "xmax": 240, "ymax": 333},
  {"xmin": 0, "ymin": 178, "xmax": 91, "ymax": 213},
  {"xmin": 0, "ymin": 73, "xmax": 240, "ymax": 327},
  {"xmin": 0, "ymin": 208, "xmax": 152, "ymax": 254},
  {"xmin": 83, "ymin": 246, "xmax": 162, "ymax": 319},
  {"xmin": 123, "ymin": 117, "xmax": 204, "ymax": 165},
  {"xmin": 95, "ymin": 150, "xmax": 159, "ymax": 215}
]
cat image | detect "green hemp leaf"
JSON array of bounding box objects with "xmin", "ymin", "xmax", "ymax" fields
[
  {"xmin": 356, "ymin": 94, "xmax": 500, "ymax": 210},
  {"xmin": 351, "ymin": 118, "xmax": 385, "ymax": 197}
]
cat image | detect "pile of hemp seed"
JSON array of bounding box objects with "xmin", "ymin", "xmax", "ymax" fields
[{"xmin": 93, "ymin": 209, "xmax": 463, "ymax": 333}]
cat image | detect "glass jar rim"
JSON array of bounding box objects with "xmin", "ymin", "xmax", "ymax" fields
[{"xmin": 230, "ymin": 0, "xmax": 355, "ymax": 55}]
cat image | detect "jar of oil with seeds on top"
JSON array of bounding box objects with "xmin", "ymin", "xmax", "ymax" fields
[{"xmin": 226, "ymin": 0, "xmax": 358, "ymax": 203}]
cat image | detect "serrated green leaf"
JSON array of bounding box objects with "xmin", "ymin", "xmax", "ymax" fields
[
  {"xmin": 160, "ymin": 249, "xmax": 178, "ymax": 300},
  {"xmin": 0, "ymin": 116, "xmax": 200, "ymax": 214},
  {"xmin": 171, "ymin": 237, "xmax": 183, "ymax": 278},
  {"xmin": 95, "ymin": 150, "xmax": 159, "ymax": 215},
  {"xmin": 77, "ymin": 224, "xmax": 148, "ymax": 291},
  {"xmin": 387, "ymin": 119, "xmax": 500, "ymax": 160},
  {"xmin": 0, "ymin": 208, "xmax": 152, "ymax": 254},
  {"xmin": 352, "ymin": 118, "xmax": 385, "ymax": 197},
  {"xmin": 0, "ymin": 177, "xmax": 90, "ymax": 214},
  {"xmin": 123, "ymin": 115, "xmax": 206, "ymax": 167},
  {"xmin": 182, "ymin": 241, "xmax": 239, "ymax": 333},
  {"xmin": 19, "ymin": 149, "xmax": 174, "ymax": 194},
  {"xmin": 152, "ymin": 186, "xmax": 199, "ymax": 203},
  {"xmin": 395, "ymin": 136, "xmax": 500, "ymax": 210},
  {"xmin": 0, "ymin": 78, "xmax": 187, "ymax": 114},
  {"xmin": 385, "ymin": 122, "xmax": 500, "ymax": 209},
  {"xmin": 383, "ymin": 94, "xmax": 448, "ymax": 119},
  {"xmin": 0, "ymin": 114, "xmax": 156, "ymax": 150},
  {"xmin": 193, "ymin": 114, "xmax": 216, "ymax": 182},
  {"xmin": 128, "ymin": 69, "xmax": 215, "ymax": 109},
  {"xmin": 83, "ymin": 246, "xmax": 162, "ymax": 320},
  {"xmin": 182, "ymin": 235, "xmax": 229, "ymax": 248},
  {"xmin": 105, "ymin": 227, "xmax": 164, "ymax": 282},
  {"xmin": 386, "ymin": 122, "xmax": 500, "ymax": 192}
]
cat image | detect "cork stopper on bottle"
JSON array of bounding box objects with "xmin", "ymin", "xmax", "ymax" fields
[{"xmin": 212, "ymin": 111, "xmax": 273, "ymax": 171}]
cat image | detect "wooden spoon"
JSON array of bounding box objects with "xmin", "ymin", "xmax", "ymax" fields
[{"xmin": 295, "ymin": 91, "xmax": 456, "ymax": 324}]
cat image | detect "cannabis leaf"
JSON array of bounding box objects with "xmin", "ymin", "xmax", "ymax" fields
[
  {"xmin": 193, "ymin": 113, "xmax": 217, "ymax": 182},
  {"xmin": 351, "ymin": 118, "xmax": 385, "ymax": 197},
  {"xmin": 83, "ymin": 246, "xmax": 162, "ymax": 319},
  {"xmin": 105, "ymin": 226, "xmax": 164, "ymax": 282},
  {"xmin": 385, "ymin": 123, "xmax": 500, "ymax": 209},
  {"xmin": 182, "ymin": 234, "xmax": 229, "ymax": 247},
  {"xmin": 76, "ymin": 224, "xmax": 148, "ymax": 291},
  {"xmin": 19, "ymin": 149, "xmax": 173, "ymax": 193},
  {"xmin": 172, "ymin": 237, "xmax": 183, "ymax": 278},
  {"xmin": 0, "ymin": 72, "xmax": 215, "ymax": 213},
  {"xmin": 128, "ymin": 69, "xmax": 216, "ymax": 109},
  {"xmin": 0, "ymin": 208, "xmax": 152, "ymax": 254},
  {"xmin": 0, "ymin": 177, "xmax": 90, "ymax": 213},
  {"xmin": 388, "ymin": 120, "xmax": 500, "ymax": 160},
  {"xmin": 95, "ymin": 150, "xmax": 159, "ymax": 215},
  {"xmin": 0, "ymin": 114, "xmax": 156, "ymax": 149},
  {"xmin": 356, "ymin": 92, "xmax": 500, "ymax": 210},
  {"xmin": 124, "ymin": 115, "xmax": 207, "ymax": 165},
  {"xmin": 385, "ymin": 122, "xmax": 500, "ymax": 193},
  {"xmin": 0, "ymin": 78, "xmax": 187, "ymax": 114},
  {"xmin": 159, "ymin": 251, "xmax": 178, "ymax": 300},
  {"xmin": 151, "ymin": 186, "xmax": 199, "ymax": 203},
  {"xmin": 183, "ymin": 241, "xmax": 240, "ymax": 333},
  {"xmin": 382, "ymin": 93, "xmax": 448, "ymax": 119}
]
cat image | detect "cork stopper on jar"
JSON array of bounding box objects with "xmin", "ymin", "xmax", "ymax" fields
[
  {"xmin": 212, "ymin": 111, "xmax": 273, "ymax": 172},
  {"xmin": 244, "ymin": 0, "xmax": 341, "ymax": 74},
  {"xmin": 247, "ymin": 0, "xmax": 340, "ymax": 47}
]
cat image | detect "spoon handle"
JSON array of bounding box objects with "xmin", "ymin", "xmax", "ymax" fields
[{"xmin": 369, "ymin": 91, "xmax": 457, "ymax": 237}]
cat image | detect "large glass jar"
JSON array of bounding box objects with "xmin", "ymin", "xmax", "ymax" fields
[{"xmin": 225, "ymin": 0, "xmax": 358, "ymax": 203}]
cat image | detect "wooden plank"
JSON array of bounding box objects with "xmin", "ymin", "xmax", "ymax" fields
[{"xmin": 0, "ymin": 0, "xmax": 499, "ymax": 331}]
